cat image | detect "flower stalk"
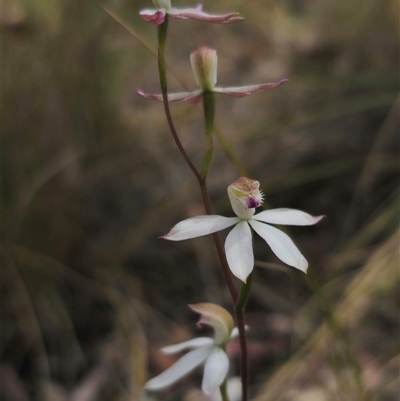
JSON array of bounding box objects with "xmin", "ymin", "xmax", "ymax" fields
[
  {"xmin": 155, "ymin": 17, "xmax": 239, "ymax": 304},
  {"xmin": 146, "ymin": 5, "xmax": 323, "ymax": 398},
  {"xmin": 219, "ymin": 380, "xmax": 230, "ymax": 401},
  {"xmin": 155, "ymin": 17, "xmax": 249, "ymax": 399},
  {"xmin": 201, "ymin": 91, "xmax": 215, "ymax": 178},
  {"xmin": 157, "ymin": 16, "xmax": 201, "ymax": 181},
  {"xmin": 235, "ymin": 274, "xmax": 253, "ymax": 401}
]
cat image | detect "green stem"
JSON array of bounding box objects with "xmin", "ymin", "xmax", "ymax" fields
[
  {"xmin": 219, "ymin": 379, "xmax": 230, "ymax": 401},
  {"xmin": 236, "ymin": 273, "xmax": 253, "ymax": 310},
  {"xmin": 235, "ymin": 274, "xmax": 252, "ymax": 401},
  {"xmin": 201, "ymin": 91, "xmax": 215, "ymax": 178}
]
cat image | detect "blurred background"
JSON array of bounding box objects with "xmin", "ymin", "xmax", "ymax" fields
[{"xmin": 2, "ymin": 0, "xmax": 399, "ymax": 400}]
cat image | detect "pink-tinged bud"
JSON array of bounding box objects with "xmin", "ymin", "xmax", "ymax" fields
[
  {"xmin": 228, "ymin": 177, "xmax": 264, "ymax": 220},
  {"xmin": 189, "ymin": 303, "xmax": 234, "ymax": 346},
  {"xmin": 190, "ymin": 47, "xmax": 217, "ymax": 92}
]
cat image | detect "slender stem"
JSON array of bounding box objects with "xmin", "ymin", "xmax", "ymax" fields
[
  {"xmin": 201, "ymin": 91, "xmax": 215, "ymax": 178},
  {"xmin": 219, "ymin": 380, "xmax": 230, "ymax": 401},
  {"xmin": 236, "ymin": 273, "xmax": 252, "ymax": 310},
  {"xmin": 156, "ymin": 21, "xmax": 248, "ymax": 400},
  {"xmin": 156, "ymin": 19, "xmax": 238, "ymax": 303},
  {"xmin": 235, "ymin": 308, "xmax": 248, "ymax": 401},
  {"xmin": 157, "ymin": 17, "xmax": 201, "ymax": 181},
  {"xmin": 198, "ymin": 179, "xmax": 238, "ymax": 303},
  {"xmin": 235, "ymin": 274, "xmax": 252, "ymax": 401}
]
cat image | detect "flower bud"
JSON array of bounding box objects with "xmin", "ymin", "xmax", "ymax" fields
[
  {"xmin": 228, "ymin": 177, "xmax": 264, "ymax": 220},
  {"xmin": 189, "ymin": 303, "xmax": 234, "ymax": 346},
  {"xmin": 190, "ymin": 47, "xmax": 217, "ymax": 92}
]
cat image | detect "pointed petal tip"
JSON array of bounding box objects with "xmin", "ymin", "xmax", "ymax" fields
[
  {"xmin": 136, "ymin": 90, "xmax": 163, "ymax": 102},
  {"xmin": 301, "ymin": 260, "xmax": 309, "ymax": 274}
]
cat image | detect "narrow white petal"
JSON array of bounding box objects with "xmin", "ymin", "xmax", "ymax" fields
[
  {"xmin": 253, "ymin": 208, "xmax": 325, "ymax": 226},
  {"xmin": 213, "ymin": 79, "xmax": 288, "ymax": 97},
  {"xmin": 225, "ymin": 221, "xmax": 254, "ymax": 282},
  {"xmin": 145, "ymin": 346, "xmax": 211, "ymax": 391},
  {"xmin": 137, "ymin": 90, "xmax": 202, "ymax": 103},
  {"xmin": 213, "ymin": 377, "xmax": 242, "ymax": 401},
  {"xmin": 161, "ymin": 337, "xmax": 213, "ymax": 354},
  {"xmin": 249, "ymin": 220, "xmax": 308, "ymax": 273},
  {"xmin": 161, "ymin": 216, "xmax": 239, "ymax": 241},
  {"xmin": 202, "ymin": 348, "xmax": 229, "ymax": 396},
  {"xmin": 168, "ymin": 8, "xmax": 243, "ymax": 24}
]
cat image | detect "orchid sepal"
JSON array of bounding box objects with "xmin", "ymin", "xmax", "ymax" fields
[
  {"xmin": 138, "ymin": 46, "xmax": 288, "ymax": 104},
  {"xmin": 144, "ymin": 303, "xmax": 235, "ymax": 396},
  {"xmin": 139, "ymin": 2, "xmax": 244, "ymax": 25},
  {"xmin": 213, "ymin": 79, "xmax": 288, "ymax": 97},
  {"xmin": 136, "ymin": 89, "xmax": 203, "ymax": 103},
  {"xmin": 161, "ymin": 177, "xmax": 324, "ymax": 282},
  {"xmin": 189, "ymin": 303, "xmax": 234, "ymax": 346}
]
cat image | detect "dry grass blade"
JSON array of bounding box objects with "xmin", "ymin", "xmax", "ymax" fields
[{"xmin": 253, "ymin": 231, "xmax": 399, "ymax": 401}]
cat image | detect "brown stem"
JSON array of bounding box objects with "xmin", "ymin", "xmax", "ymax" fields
[
  {"xmin": 157, "ymin": 21, "xmax": 247, "ymax": 399},
  {"xmin": 198, "ymin": 179, "xmax": 238, "ymax": 303}
]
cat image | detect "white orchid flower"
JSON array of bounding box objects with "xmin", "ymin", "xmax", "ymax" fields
[
  {"xmin": 212, "ymin": 377, "xmax": 242, "ymax": 401},
  {"xmin": 161, "ymin": 177, "xmax": 325, "ymax": 282},
  {"xmin": 138, "ymin": 46, "xmax": 288, "ymax": 103},
  {"xmin": 145, "ymin": 303, "xmax": 236, "ymax": 396},
  {"xmin": 139, "ymin": 0, "xmax": 243, "ymax": 25}
]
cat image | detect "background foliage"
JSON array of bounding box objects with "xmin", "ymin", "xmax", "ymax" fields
[{"xmin": 2, "ymin": 0, "xmax": 399, "ymax": 400}]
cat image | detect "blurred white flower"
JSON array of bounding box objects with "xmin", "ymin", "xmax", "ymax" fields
[
  {"xmin": 212, "ymin": 377, "xmax": 242, "ymax": 401},
  {"xmin": 145, "ymin": 303, "xmax": 237, "ymax": 396},
  {"xmin": 138, "ymin": 47, "xmax": 287, "ymax": 103},
  {"xmin": 139, "ymin": 1, "xmax": 243, "ymax": 25},
  {"xmin": 162, "ymin": 177, "xmax": 324, "ymax": 282}
]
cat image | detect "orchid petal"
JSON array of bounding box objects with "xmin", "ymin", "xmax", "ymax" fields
[
  {"xmin": 139, "ymin": 9, "xmax": 166, "ymax": 24},
  {"xmin": 212, "ymin": 377, "xmax": 242, "ymax": 401},
  {"xmin": 189, "ymin": 303, "xmax": 234, "ymax": 345},
  {"xmin": 161, "ymin": 337, "xmax": 213, "ymax": 354},
  {"xmin": 230, "ymin": 327, "xmax": 239, "ymax": 339},
  {"xmin": 202, "ymin": 348, "xmax": 229, "ymax": 396},
  {"xmin": 253, "ymin": 208, "xmax": 325, "ymax": 226},
  {"xmin": 213, "ymin": 79, "xmax": 288, "ymax": 97},
  {"xmin": 230, "ymin": 326, "xmax": 249, "ymax": 340},
  {"xmin": 168, "ymin": 8, "xmax": 243, "ymax": 24},
  {"xmin": 137, "ymin": 90, "xmax": 203, "ymax": 103},
  {"xmin": 161, "ymin": 216, "xmax": 239, "ymax": 241},
  {"xmin": 145, "ymin": 346, "xmax": 211, "ymax": 391},
  {"xmin": 225, "ymin": 221, "xmax": 254, "ymax": 282},
  {"xmin": 248, "ymin": 220, "xmax": 308, "ymax": 273},
  {"xmin": 227, "ymin": 177, "xmax": 262, "ymax": 220}
]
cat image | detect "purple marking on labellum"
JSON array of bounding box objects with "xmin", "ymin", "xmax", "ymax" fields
[{"xmin": 247, "ymin": 197, "xmax": 260, "ymax": 208}]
